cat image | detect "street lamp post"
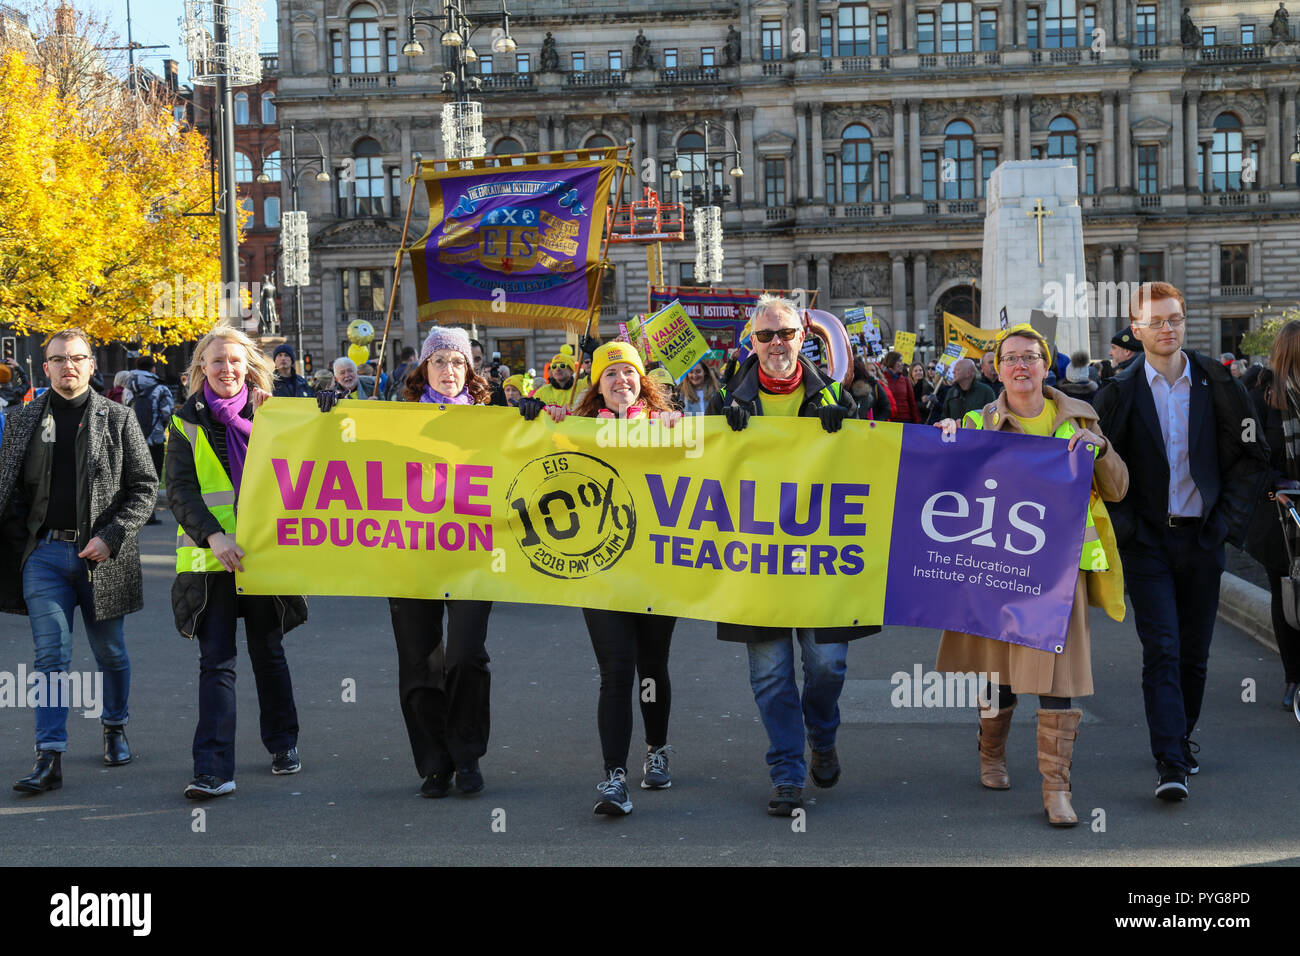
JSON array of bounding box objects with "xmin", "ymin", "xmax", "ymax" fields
[
  {"xmin": 260, "ymin": 125, "xmax": 330, "ymax": 371},
  {"xmin": 669, "ymin": 118, "xmax": 744, "ymax": 286},
  {"xmin": 401, "ymin": 0, "xmax": 515, "ymax": 105}
]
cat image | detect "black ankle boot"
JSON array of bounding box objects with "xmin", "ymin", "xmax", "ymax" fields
[
  {"xmin": 103, "ymin": 726, "xmax": 131, "ymax": 766},
  {"xmin": 14, "ymin": 751, "xmax": 62, "ymax": 793}
]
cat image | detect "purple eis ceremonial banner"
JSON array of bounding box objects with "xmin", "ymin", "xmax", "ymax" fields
[
  {"xmin": 882, "ymin": 425, "xmax": 1094, "ymax": 653},
  {"xmin": 408, "ymin": 158, "xmax": 617, "ymax": 330}
]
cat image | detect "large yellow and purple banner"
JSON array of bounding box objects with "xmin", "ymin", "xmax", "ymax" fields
[
  {"xmin": 407, "ymin": 155, "xmax": 618, "ymax": 331},
  {"xmin": 235, "ymin": 401, "xmax": 1098, "ymax": 649}
]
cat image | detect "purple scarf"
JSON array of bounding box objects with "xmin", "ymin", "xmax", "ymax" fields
[
  {"xmin": 420, "ymin": 384, "xmax": 473, "ymax": 405},
  {"xmin": 203, "ymin": 382, "xmax": 253, "ymax": 491}
]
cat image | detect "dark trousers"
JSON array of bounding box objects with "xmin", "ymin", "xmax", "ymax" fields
[
  {"xmin": 1268, "ymin": 575, "xmax": 1300, "ymax": 684},
  {"xmin": 193, "ymin": 574, "xmax": 299, "ymax": 780},
  {"xmin": 582, "ymin": 609, "xmax": 675, "ymax": 773},
  {"xmin": 148, "ymin": 442, "xmax": 164, "ymax": 481},
  {"xmin": 388, "ymin": 598, "xmax": 492, "ymax": 776},
  {"xmin": 1121, "ymin": 525, "xmax": 1224, "ymax": 770}
]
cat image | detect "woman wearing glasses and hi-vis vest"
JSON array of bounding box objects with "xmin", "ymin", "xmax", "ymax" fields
[
  {"xmin": 933, "ymin": 323, "xmax": 1129, "ymax": 828},
  {"xmin": 166, "ymin": 326, "xmax": 307, "ymax": 801}
]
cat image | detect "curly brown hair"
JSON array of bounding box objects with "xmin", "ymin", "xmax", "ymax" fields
[
  {"xmin": 573, "ymin": 371, "xmax": 673, "ymax": 418},
  {"xmin": 402, "ymin": 357, "xmax": 491, "ymax": 404}
]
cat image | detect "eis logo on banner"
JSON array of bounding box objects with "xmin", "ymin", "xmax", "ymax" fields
[{"xmin": 920, "ymin": 477, "xmax": 1048, "ymax": 557}]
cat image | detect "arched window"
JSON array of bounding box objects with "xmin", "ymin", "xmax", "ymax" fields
[
  {"xmin": 353, "ymin": 138, "xmax": 385, "ymax": 215},
  {"xmin": 234, "ymin": 151, "xmax": 253, "ymax": 183},
  {"xmin": 586, "ymin": 134, "xmax": 614, "ymax": 150},
  {"xmin": 1212, "ymin": 113, "xmax": 1243, "ymax": 191},
  {"xmin": 669, "ymin": 130, "xmax": 721, "ymax": 211},
  {"xmin": 261, "ymin": 92, "xmax": 276, "ymax": 124},
  {"xmin": 263, "ymin": 150, "xmax": 281, "ymax": 182},
  {"xmin": 349, "ymin": 3, "xmax": 382, "ymax": 74},
  {"xmin": 943, "ymin": 119, "xmax": 975, "ymax": 199},
  {"xmin": 492, "ymin": 137, "xmax": 525, "ymax": 167},
  {"xmin": 1047, "ymin": 116, "xmax": 1078, "ymax": 163},
  {"xmin": 234, "ymin": 92, "xmax": 249, "ymax": 125},
  {"xmin": 841, "ymin": 123, "xmax": 872, "ymax": 203}
]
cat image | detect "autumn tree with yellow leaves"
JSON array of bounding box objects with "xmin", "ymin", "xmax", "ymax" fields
[{"xmin": 0, "ymin": 4, "xmax": 235, "ymax": 351}]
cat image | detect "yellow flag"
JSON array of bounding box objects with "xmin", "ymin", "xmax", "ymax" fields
[{"xmin": 943, "ymin": 312, "xmax": 998, "ymax": 359}]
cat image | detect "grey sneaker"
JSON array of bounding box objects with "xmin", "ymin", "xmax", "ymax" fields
[
  {"xmin": 594, "ymin": 769, "xmax": 633, "ymax": 816},
  {"xmin": 641, "ymin": 745, "xmax": 672, "ymax": 790}
]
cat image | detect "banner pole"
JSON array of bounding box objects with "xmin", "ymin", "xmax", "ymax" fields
[{"xmin": 372, "ymin": 159, "xmax": 421, "ymax": 399}]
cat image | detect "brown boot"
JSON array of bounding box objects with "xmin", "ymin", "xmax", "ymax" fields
[
  {"xmin": 1037, "ymin": 708, "xmax": 1082, "ymax": 827},
  {"xmin": 977, "ymin": 702, "xmax": 1014, "ymax": 789}
]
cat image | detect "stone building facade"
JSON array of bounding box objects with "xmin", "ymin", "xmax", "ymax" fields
[{"xmin": 273, "ymin": 0, "xmax": 1300, "ymax": 370}]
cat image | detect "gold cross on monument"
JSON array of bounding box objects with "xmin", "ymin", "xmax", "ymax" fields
[{"xmin": 1026, "ymin": 198, "xmax": 1053, "ymax": 265}]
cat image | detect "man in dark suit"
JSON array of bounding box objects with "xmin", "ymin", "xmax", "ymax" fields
[{"xmin": 1096, "ymin": 282, "xmax": 1267, "ymax": 801}]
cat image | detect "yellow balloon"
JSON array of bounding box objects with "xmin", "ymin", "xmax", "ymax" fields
[
  {"xmin": 347, "ymin": 319, "xmax": 375, "ymax": 345},
  {"xmin": 348, "ymin": 343, "xmax": 370, "ymax": 366}
]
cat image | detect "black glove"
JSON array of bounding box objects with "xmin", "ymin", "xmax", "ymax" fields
[
  {"xmin": 723, "ymin": 404, "xmax": 750, "ymax": 432},
  {"xmin": 577, "ymin": 334, "xmax": 599, "ymax": 359},
  {"xmin": 517, "ymin": 397, "xmax": 545, "ymax": 421},
  {"xmin": 818, "ymin": 404, "xmax": 849, "ymax": 433},
  {"xmin": 316, "ymin": 389, "xmax": 340, "ymax": 413}
]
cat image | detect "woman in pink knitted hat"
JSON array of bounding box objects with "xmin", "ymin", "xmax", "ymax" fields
[{"xmin": 319, "ymin": 324, "xmax": 495, "ymax": 798}]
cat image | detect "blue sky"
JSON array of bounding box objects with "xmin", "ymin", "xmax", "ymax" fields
[{"xmin": 90, "ymin": 0, "xmax": 278, "ymax": 85}]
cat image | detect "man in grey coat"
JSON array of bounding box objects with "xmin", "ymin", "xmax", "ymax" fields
[{"xmin": 0, "ymin": 328, "xmax": 158, "ymax": 793}]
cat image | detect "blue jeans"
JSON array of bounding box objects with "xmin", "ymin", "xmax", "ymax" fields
[
  {"xmin": 194, "ymin": 573, "xmax": 299, "ymax": 781},
  {"xmin": 746, "ymin": 632, "xmax": 848, "ymax": 787},
  {"xmin": 22, "ymin": 537, "xmax": 130, "ymax": 752},
  {"xmin": 1121, "ymin": 525, "xmax": 1224, "ymax": 770}
]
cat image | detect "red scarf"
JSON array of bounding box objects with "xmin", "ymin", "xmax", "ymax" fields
[{"xmin": 757, "ymin": 363, "xmax": 804, "ymax": 395}]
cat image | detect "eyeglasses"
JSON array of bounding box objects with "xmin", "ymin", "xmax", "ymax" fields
[
  {"xmin": 431, "ymin": 356, "xmax": 468, "ymax": 370},
  {"xmin": 46, "ymin": 355, "xmax": 92, "ymax": 367},
  {"xmin": 1133, "ymin": 315, "xmax": 1186, "ymax": 331},
  {"xmin": 752, "ymin": 328, "xmax": 800, "ymax": 344},
  {"xmin": 999, "ymin": 353, "xmax": 1044, "ymax": 368}
]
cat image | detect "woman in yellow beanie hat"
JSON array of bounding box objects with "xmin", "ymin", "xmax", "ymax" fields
[{"xmin": 517, "ymin": 341, "xmax": 683, "ymax": 816}]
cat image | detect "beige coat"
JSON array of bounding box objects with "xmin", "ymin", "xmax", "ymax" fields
[{"xmin": 935, "ymin": 386, "xmax": 1129, "ymax": 698}]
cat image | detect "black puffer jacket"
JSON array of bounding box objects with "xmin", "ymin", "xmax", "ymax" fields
[{"xmin": 165, "ymin": 391, "xmax": 308, "ymax": 639}]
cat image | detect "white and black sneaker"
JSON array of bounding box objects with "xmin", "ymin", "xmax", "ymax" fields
[
  {"xmin": 594, "ymin": 768, "xmax": 633, "ymax": 816},
  {"xmin": 185, "ymin": 774, "xmax": 236, "ymax": 799},
  {"xmin": 641, "ymin": 746, "xmax": 672, "ymax": 790},
  {"xmin": 1155, "ymin": 761, "xmax": 1189, "ymax": 801},
  {"xmin": 272, "ymin": 748, "xmax": 301, "ymax": 775}
]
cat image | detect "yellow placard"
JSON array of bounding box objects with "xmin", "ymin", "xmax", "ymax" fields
[
  {"xmin": 943, "ymin": 311, "xmax": 998, "ymax": 360},
  {"xmin": 892, "ymin": 331, "xmax": 916, "ymax": 365},
  {"xmin": 642, "ymin": 300, "xmax": 711, "ymax": 383}
]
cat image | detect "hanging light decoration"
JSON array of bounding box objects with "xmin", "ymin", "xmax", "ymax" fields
[
  {"xmin": 181, "ymin": 0, "xmax": 264, "ymax": 86},
  {"xmin": 441, "ymin": 101, "xmax": 486, "ymax": 161},
  {"xmin": 694, "ymin": 205, "xmax": 723, "ymax": 285}
]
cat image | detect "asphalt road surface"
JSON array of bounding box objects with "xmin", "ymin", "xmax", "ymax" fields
[{"xmin": 1, "ymin": 521, "xmax": 1297, "ymax": 867}]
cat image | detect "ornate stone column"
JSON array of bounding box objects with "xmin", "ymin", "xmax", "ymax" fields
[
  {"xmin": 1185, "ymin": 90, "xmax": 1200, "ymax": 191},
  {"xmin": 1101, "ymin": 93, "xmax": 1115, "ymax": 190},
  {"xmin": 908, "ymin": 100, "xmax": 922, "ymax": 198},
  {"xmin": 1096, "ymin": 246, "xmax": 1116, "ymax": 343},
  {"xmin": 1267, "ymin": 87, "xmax": 1282, "ymax": 187},
  {"xmin": 1117, "ymin": 95, "xmax": 1131, "ymax": 190},
  {"xmin": 1018, "ymin": 95, "xmax": 1031, "ymax": 160},
  {"xmin": 810, "ymin": 103, "xmax": 825, "ymax": 202},
  {"xmin": 321, "ymin": 268, "xmax": 339, "ymax": 362},
  {"xmin": 1171, "ymin": 90, "xmax": 1185, "ymax": 190},
  {"xmin": 1122, "ymin": 244, "xmax": 1139, "ymax": 286},
  {"xmin": 740, "ymin": 107, "xmax": 756, "ymax": 206},
  {"xmin": 816, "ymin": 255, "xmax": 831, "ymax": 300},
  {"xmin": 912, "ymin": 252, "xmax": 928, "ymax": 333},
  {"xmin": 1002, "ymin": 95, "xmax": 1016, "ymax": 161},
  {"xmin": 891, "ymin": 253, "xmax": 907, "ymax": 332},
  {"xmin": 892, "ymin": 0, "xmax": 905, "ymax": 52},
  {"xmin": 794, "ymin": 104, "xmax": 809, "ymax": 202},
  {"xmin": 893, "ymin": 99, "xmax": 908, "ymax": 197}
]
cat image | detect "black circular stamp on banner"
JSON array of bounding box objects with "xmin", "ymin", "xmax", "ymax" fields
[{"xmin": 504, "ymin": 452, "xmax": 637, "ymax": 579}]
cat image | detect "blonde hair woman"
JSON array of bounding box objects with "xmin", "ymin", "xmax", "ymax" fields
[{"xmin": 166, "ymin": 326, "xmax": 307, "ymax": 799}]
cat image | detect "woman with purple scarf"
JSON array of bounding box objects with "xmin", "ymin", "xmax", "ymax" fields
[
  {"xmin": 327, "ymin": 325, "xmax": 495, "ymax": 799},
  {"xmin": 167, "ymin": 327, "xmax": 308, "ymax": 799}
]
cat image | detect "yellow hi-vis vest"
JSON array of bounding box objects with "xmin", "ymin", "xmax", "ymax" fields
[
  {"xmin": 961, "ymin": 409, "xmax": 1108, "ymax": 572},
  {"xmin": 170, "ymin": 415, "xmax": 237, "ymax": 574},
  {"xmin": 717, "ymin": 379, "xmax": 843, "ymax": 409}
]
